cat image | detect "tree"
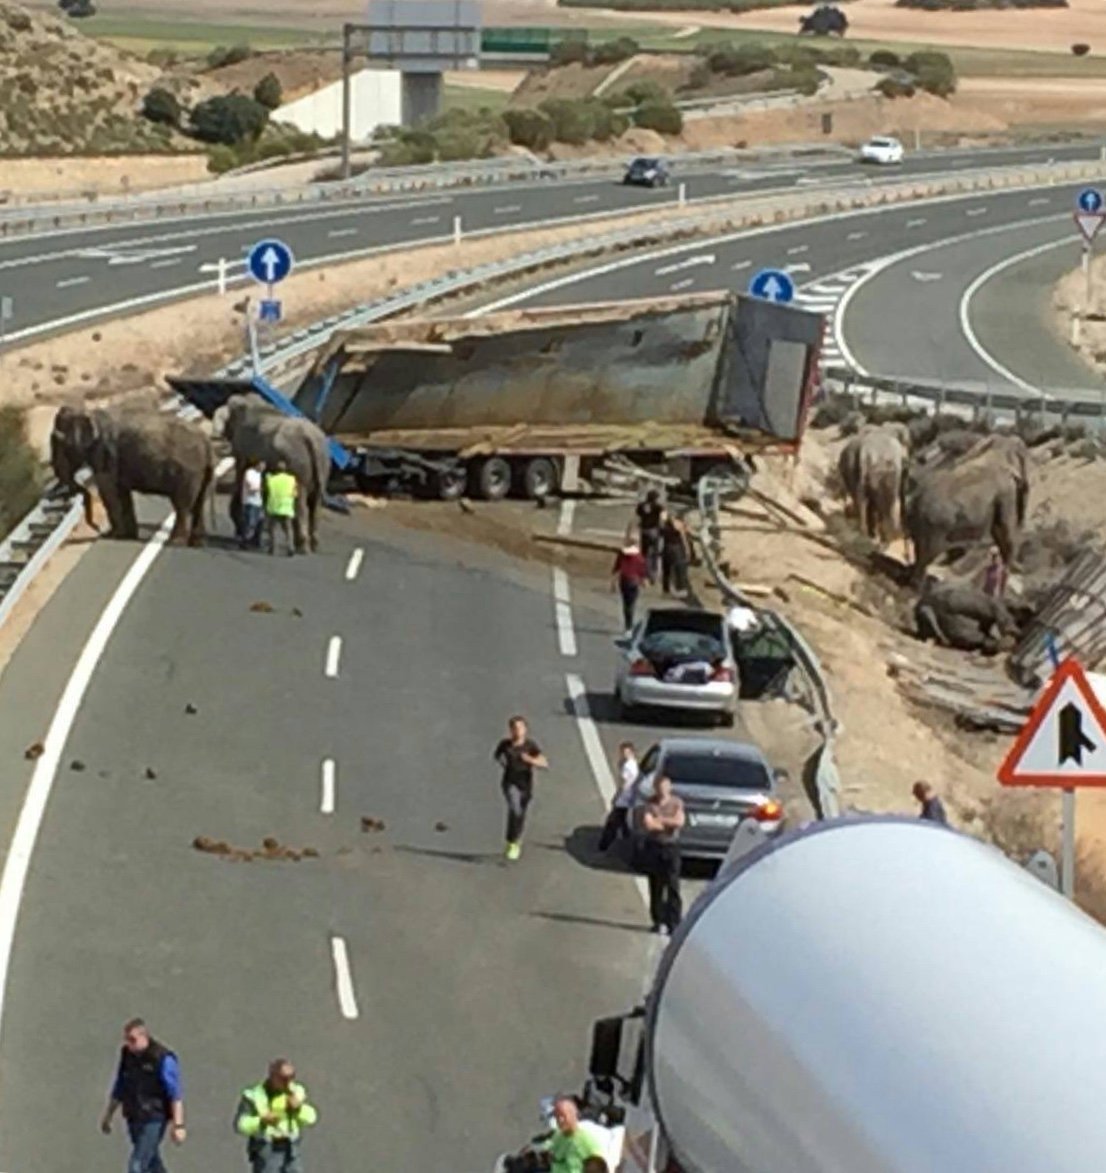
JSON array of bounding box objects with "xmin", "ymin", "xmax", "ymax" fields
[
  {"xmin": 869, "ymin": 49, "xmax": 902, "ymax": 69},
  {"xmin": 539, "ymin": 98, "xmax": 595, "ymax": 145},
  {"xmin": 634, "ymin": 100, "xmax": 682, "ymax": 135},
  {"xmin": 58, "ymin": 0, "xmax": 96, "ymax": 16},
  {"xmin": 549, "ymin": 38, "xmax": 589, "ymax": 67},
  {"xmin": 708, "ymin": 43, "xmax": 778, "ymax": 76},
  {"xmin": 592, "ymin": 36, "xmax": 639, "ymax": 65},
  {"xmin": 1072, "ymin": 43, "xmax": 1091, "ymax": 56},
  {"xmin": 253, "ymin": 72, "xmax": 283, "ymax": 111},
  {"xmin": 905, "ymin": 50, "xmax": 956, "ymax": 96},
  {"xmin": 190, "ymin": 94, "xmax": 269, "ymax": 145},
  {"xmin": 503, "ymin": 109, "xmax": 555, "ymax": 151},
  {"xmin": 799, "ymin": 5, "xmax": 849, "ymax": 35},
  {"xmin": 141, "ymin": 87, "xmax": 182, "ymax": 128}
]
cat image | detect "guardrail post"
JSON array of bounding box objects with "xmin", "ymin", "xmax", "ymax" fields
[
  {"xmin": 678, "ymin": 182, "xmax": 686, "ymax": 207},
  {"xmin": 453, "ymin": 215, "xmax": 462, "ymax": 246}
]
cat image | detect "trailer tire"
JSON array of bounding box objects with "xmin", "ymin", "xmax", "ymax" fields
[
  {"xmin": 473, "ymin": 456, "xmax": 511, "ymax": 501},
  {"xmin": 521, "ymin": 457, "xmax": 557, "ymax": 501},
  {"xmin": 434, "ymin": 467, "xmax": 467, "ymax": 501}
]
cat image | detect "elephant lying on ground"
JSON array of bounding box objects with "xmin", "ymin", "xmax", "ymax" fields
[
  {"xmin": 914, "ymin": 581, "xmax": 1018, "ymax": 654},
  {"xmin": 217, "ymin": 394, "xmax": 330, "ymax": 553},
  {"xmin": 903, "ymin": 435, "xmax": 1029, "ymax": 581},
  {"xmin": 837, "ymin": 424, "xmax": 909, "ymax": 544},
  {"xmin": 50, "ymin": 406, "xmax": 214, "ymax": 545}
]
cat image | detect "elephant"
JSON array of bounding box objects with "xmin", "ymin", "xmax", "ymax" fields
[
  {"xmin": 50, "ymin": 406, "xmax": 214, "ymax": 545},
  {"xmin": 837, "ymin": 424, "xmax": 909, "ymax": 544},
  {"xmin": 902, "ymin": 436, "xmax": 1029, "ymax": 582},
  {"xmin": 914, "ymin": 580, "xmax": 1018, "ymax": 654},
  {"xmin": 216, "ymin": 394, "xmax": 331, "ymax": 553}
]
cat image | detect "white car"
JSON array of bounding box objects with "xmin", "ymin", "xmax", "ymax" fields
[{"xmin": 858, "ymin": 136, "xmax": 904, "ymax": 165}]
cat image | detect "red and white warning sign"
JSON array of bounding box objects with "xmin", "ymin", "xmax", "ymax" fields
[
  {"xmin": 1074, "ymin": 210, "xmax": 1106, "ymax": 247},
  {"xmin": 998, "ymin": 658, "xmax": 1106, "ymax": 787}
]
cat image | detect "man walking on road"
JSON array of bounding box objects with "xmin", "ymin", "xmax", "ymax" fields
[
  {"xmin": 265, "ymin": 460, "xmax": 298, "ymax": 557},
  {"xmin": 611, "ymin": 539, "xmax": 649, "ymax": 633},
  {"xmin": 235, "ymin": 1058, "xmax": 318, "ymax": 1173},
  {"xmin": 100, "ymin": 1017, "xmax": 185, "ymax": 1173},
  {"xmin": 495, "ymin": 715, "xmax": 548, "ymax": 861},
  {"xmin": 641, "ymin": 775, "xmax": 686, "ymax": 935},
  {"xmin": 238, "ymin": 458, "xmax": 265, "ymax": 550},
  {"xmin": 635, "ymin": 489, "xmax": 664, "ymax": 583},
  {"xmin": 598, "ymin": 742, "xmax": 640, "ymax": 852}
]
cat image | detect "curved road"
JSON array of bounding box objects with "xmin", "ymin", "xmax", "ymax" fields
[{"xmin": 0, "ymin": 152, "xmax": 1102, "ymax": 1169}]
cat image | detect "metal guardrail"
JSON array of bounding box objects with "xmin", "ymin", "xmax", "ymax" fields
[{"xmin": 697, "ymin": 474, "xmax": 842, "ymax": 821}]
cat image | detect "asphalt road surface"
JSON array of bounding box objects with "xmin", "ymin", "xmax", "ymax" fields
[{"xmin": 0, "ymin": 141, "xmax": 1099, "ymax": 345}]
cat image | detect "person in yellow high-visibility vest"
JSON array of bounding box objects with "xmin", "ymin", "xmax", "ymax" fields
[
  {"xmin": 234, "ymin": 1058, "xmax": 317, "ymax": 1173},
  {"xmin": 265, "ymin": 461, "xmax": 298, "ymax": 557}
]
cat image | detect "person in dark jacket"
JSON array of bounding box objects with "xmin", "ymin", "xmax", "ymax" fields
[
  {"xmin": 635, "ymin": 490, "xmax": 664, "ymax": 583},
  {"xmin": 659, "ymin": 510, "xmax": 691, "ymax": 597},
  {"xmin": 101, "ymin": 1017, "xmax": 185, "ymax": 1172},
  {"xmin": 611, "ymin": 540, "xmax": 649, "ymax": 632},
  {"xmin": 912, "ymin": 781, "xmax": 948, "ymax": 825}
]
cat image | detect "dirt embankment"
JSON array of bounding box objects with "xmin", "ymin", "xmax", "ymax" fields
[{"xmin": 1052, "ymin": 253, "xmax": 1106, "ymax": 378}]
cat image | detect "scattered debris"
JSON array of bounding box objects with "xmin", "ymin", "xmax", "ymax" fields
[
  {"xmin": 184, "ymin": 703, "xmax": 198, "ymax": 715},
  {"xmin": 434, "ymin": 821, "xmax": 449, "ymax": 833},
  {"xmin": 145, "ymin": 767, "xmax": 158, "ymax": 780},
  {"xmin": 291, "ymin": 607, "xmax": 304, "ymax": 618},
  {"xmin": 458, "ymin": 497, "xmax": 475, "ymax": 515},
  {"xmin": 361, "ymin": 816, "xmax": 386, "ymax": 833},
  {"xmin": 192, "ymin": 835, "xmax": 320, "ymax": 863},
  {"xmin": 24, "ymin": 742, "xmax": 44, "ymax": 761},
  {"xmin": 70, "ymin": 759, "xmax": 86, "ymax": 772},
  {"xmin": 249, "ymin": 601, "xmax": 275, "ymax": 613}
]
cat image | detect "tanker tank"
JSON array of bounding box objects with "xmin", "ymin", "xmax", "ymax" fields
[{"xmin": 648, "ymin": 818, "xmax": 1106, "ymax": 1173}]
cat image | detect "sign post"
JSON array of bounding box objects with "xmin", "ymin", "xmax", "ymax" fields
[
  {"xmin": 997, "ymin": 648, "xmax": 1106, "ymax": 900},
  {"xmin": 0, "ymin": 296, "xmax": 11, "ymax": 346},
  {"xmin": 246, "ymin": 238, "xmax": 295, "ymax": 354},
  {"xmin": 1073, "ymin": 189, "xmax": 1105, "ymax": 347}
]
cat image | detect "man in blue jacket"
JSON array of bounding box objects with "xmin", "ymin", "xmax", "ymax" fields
[{"xmin": 100, "ymin": 1017, "xmax": 185, "ymax": 1172}]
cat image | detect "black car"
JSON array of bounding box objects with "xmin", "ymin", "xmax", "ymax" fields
[{"xmin": 623, "ymin": 157, "xmax": 670, "ymax": 189}]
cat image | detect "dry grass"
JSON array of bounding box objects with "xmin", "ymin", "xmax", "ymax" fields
[{"xmin": 0, "ymin": 405, "xmax": 42, "ymax": 538}]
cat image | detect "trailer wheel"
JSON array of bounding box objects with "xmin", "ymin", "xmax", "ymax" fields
[
  {"xmin": 521, "ymin": 457, "xmax": 557, "ymax": 501},
  {"xmin": 473, "ymin": 456, "xmax": 511, "ymax": 501},
  {"xmin": 434, "ymin": 467, "xmax": 467, "ymax": 501}
]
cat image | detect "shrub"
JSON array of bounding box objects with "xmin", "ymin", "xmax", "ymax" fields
[
  {"xmin": 799, "ymin": 4, "xmax": 848, "ymax": 34},
  {"xmin": 0, "ymin": 407, "xmax": 41, "ymax": 541},
  {"xmin": 206, "ymin": 144, "xmax": 238, "ymax": 174},
  {"xmin": 869, "ymin": 48, "xmax": 901, "ymax": 69},
  {"xmin": 876, "ymin": 75, "xmax": 915, "ymax": 99},
  {"xmin": 253, "ymin": 72, "xmax": 283, "ymax": 110},
  {"xmin": 592, "ymin": 36, "xmax": 639, "ymax": 65},
  {"xmin": 686, "ymin": 61, "xmax": 711, "ymax": 90},
  {"xmin": 708, "ymin": 42, "xmax": 778, "ymax": 76},
  {"xmin": 207, "ymin": 43, "xmax": 252, "ymax": 70},
  {"xmin": 634, "ymin": 99, "xmax": 682, "ymax": 135},
  {"xmin": 503, "ymin": 107, "xmax": 555, "ymax": 150},
  {"xmin": 539, "ymin": 97, "xmax": 596, "ymax": 144},
  {"xmin": 905, "ymin": 49, "xmax": 956, "ymax": 96},
  {"xmin": 145, "ymin": 47, "xmax": 179, "ymax": 68},
  {"xmin": 609, "ymin": 80, "xmax": 671, "ymax": 109},
  {"xmin": 190, "ymin": 93, "xmax": 269, "ymax": 144},
  {"xmin": 790, "ymin": 64, "xmax": 822, "ymax": 96},
  {"xmin": 1073, "ymin": 43, "xmax": 1091, "ymax": 56},
  {"xmin": 549, "ymin": 38, "xmax": 589, "ymax": 67},
  {"xmin": 141, "ymin": 87, "xmax": 181, "ymax": 128}
]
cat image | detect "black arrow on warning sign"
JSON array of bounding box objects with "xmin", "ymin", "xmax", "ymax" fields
[{"xmin": 1059, "ymin": 703, "xmax": 1096, "ymax": 765}]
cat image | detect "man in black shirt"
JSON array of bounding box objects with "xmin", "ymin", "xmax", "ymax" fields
[
  {"xmin": 495, "ymin": 716, "xmax": 548, "ymax": 861},
  {"xmin": 635, "ymin": 490, "xmax": 663, "ymax": 584}
]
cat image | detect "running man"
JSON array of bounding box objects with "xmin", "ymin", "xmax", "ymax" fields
[{"xmin": 495, "ymin": 716, "xmax": 548, "ymax": 861}]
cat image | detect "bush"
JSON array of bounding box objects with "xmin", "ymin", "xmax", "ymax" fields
[
  {"xmin": 141, "ymin": 87, "xmax": 181, "ymax": 128},
  {"xmin": 799, "ymin": 4, "xmax": 848, "ymax": 34},
  {"xmin": 608, "ymin": 79, "xmax": 671, "ymax": 107},
  {"xmin": 0, "ymin": 408, "xmax": 41, "ymax": 542},
  {"xmin": 869, "ymin": 48, "xmax": 901, "ymax": 69},
  {"xmin": 592, "ymin": 36, "xmax": 639, "ymax": 65},
  {"xmin": 145, "ymin": 47, "xmax": 179, "ymax": 68},
  {"xmin": 634, "ymin": 99, "xmax": 683, "ymax": 135},
  {"xmin": 59, "ymin": 0, "xmax": 96, "ymax": 16},
  {"xmin": 207, "ymin": 43, "xmax": 252, "ymax": 70},
  {"xmin": 707, "ymin": 42, "xmax": 778, "ymax": 76},
  {"xmin": 539, "ymin": 97, "xmax": 595, "ymax": 144},
  {"xmin": 549, "ymin": 38, "xmax": 589, "ymax": 67},
  {"xmin": 254, "ymin": 72, "xmax": 283, "ymax": 110},
  {"xmin": 790, "ymin": 64, "xmax": 822, "ymax": 96},
  {"xmin": 190, "ymin": 93, "xmax": 269, "ymax": 144},
  {"xmin": 1073, "ymin": 43, "xmax": 1091, "ymax": 56},
  {"xmin": 503, "ymin": 107, "xmax": 555, "ymax": 150},
  {"xmin": 876, "ymin": 75, "xmax": 915, "ymax": 99},
  {"xmin": 686, "ymin": 61, "xmax": 711, "ymax": 89},
  {"xmin": 905, "ymin": 49, "xmax": 956, "ymax": 96},
  {"xmin": 206, "ymin": 144, "xmax": 238, "ymax": 174}
]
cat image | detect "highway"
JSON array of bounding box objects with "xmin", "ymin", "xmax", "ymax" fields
[
  {"xmin": 0, "ymin": 140, "xmax": 1099, "ymax": 345},
  {"xmin": 0, "ymin": 147, "xmax": 1101, "ymax": 1169}
]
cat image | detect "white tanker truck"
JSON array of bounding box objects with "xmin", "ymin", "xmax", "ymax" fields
[{"xmin": 500, "ymin": 818, "xmax": 1106, "ymax": 1172}]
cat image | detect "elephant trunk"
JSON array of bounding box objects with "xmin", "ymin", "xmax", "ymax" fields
[{"xmin": 50, "ymin": 432, "xmax": 96, "ymax": 529}]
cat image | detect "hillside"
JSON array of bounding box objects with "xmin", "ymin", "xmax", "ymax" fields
[{"xmin": 0, "ymin": 0, "xmax": 187, "ymax": 155}]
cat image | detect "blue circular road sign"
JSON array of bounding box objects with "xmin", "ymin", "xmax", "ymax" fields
[
  {"xmin": 1077, "ymin": 188, "xmax": 1104, "ymax": 215},
  {"xmin": 748, "ymin": 268, "xmax": 795, "ymax": 304},
  {"xmin": 247, "ymin": 238, "xmax": 295, "ymax": 286}
]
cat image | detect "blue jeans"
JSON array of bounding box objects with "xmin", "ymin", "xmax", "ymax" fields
[
  {"xmin": 239, "ymin": 502, "xmax": 263, "ymax": 548},
  {"xmin": 248, "ymin": 1138, "xmax": 303, "ymax": 1173},
  {"xmin": 127, "ymin": 1119, "xmax": 168, "ymax": 1173}
]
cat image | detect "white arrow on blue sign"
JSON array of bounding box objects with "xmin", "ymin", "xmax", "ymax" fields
[
  {"xmin": 748, "ymin": 268, "xmax": 795, "ymax": 304},
  {"xmin": 1077, "ymin": 188, "xmax": 1104, "ymax": 215},
  {"xmin": 247, "ymin": 239, "xmax": 295, "ymax": 286}
]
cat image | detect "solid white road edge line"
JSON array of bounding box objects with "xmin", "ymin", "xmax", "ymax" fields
[
  {"xmin": 552, "ymin": 567, "xmax": 578, "ymax": 658},
  {"xmin": 325, "ymin": 636, "xmax": 342, "ymax": 678},
  {"xmin": 329, "ymin": 936, "xmax": 360, "ymax": 1019},
  {"xmin": 321, "ymin": 759, "xmax": 336, "ymax": 815},
  {"xmin": 345, "ymin": 548, "xmax": 364, "ymax": 582}
]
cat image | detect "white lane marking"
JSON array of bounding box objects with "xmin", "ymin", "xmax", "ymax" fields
[
  {"xmin": 329, "ymin": 936, "xmax": 360, "ymax": 1019},
  {"xmin": 325, "ymin": 636, "xmax": 342, "ymax": 678},
  {"xmin": 847, "ymin": 231, "xmax": 867, "ymax": 241},
  {"xmin": 958, "ymin": 235, "xmax": 1071, "ymax": 394},
  {"xmin": 321, "ymin": 759, "xmax": 336, "ymax": 815},
  {"xmin": 552, "ymin": 567, "xmax": 578, "ymax": 658},
  {"xmin": 731, "ymin": 259, "xmax": 751, "ymax": 271},
  {"xmin": 494, "ymin": 204, "xmax": 522, "ymax": 214},
  {"xmin": 966, "ymin": 206, "xmax": 988, "ymax": 217},
  {"xmin": 0, "ymin": 501, "xmax": 192, "ymax": 1056},
  {"xmin": 906, "ymin": 218, "xmax": 926, "ymax": 229},
  {"xmin": 670, "ymin": 277, "xmax": 695, "ymax": 292},
  {"xmin": 911, "ymin": 270, "xmax": 942, "ymax": 282},
  {"xmin": 786, "ymin": 244, "xmax": 808, "ymax": 256},
  {"xmin": 55, "ymin": 275, "xmax": 89, "ymax": 288},
  {"xmin": 410, "ymin": 215, "xmax": 440, "ymax": 225},
  {"xmin": 328, "ymin": 227, "xmax": 358, "ymax": 238},
  {"xmin": 784, "ymin": 262, "xmax": 812, "ymax": 274},
  {"xmin": 796, "ymin": 300, "xmax": 836, "ymax": 312},
  {"xmin": 1029, "ymin": 197, "xmax": 1051, "ymax": 207},
  {"xmin": 654, "ymin": 253, "xmax": 714, "ymax": 277},
  {"xmin": 149, "ymin": 257, "xmax": 182, "ymax": 270},
  {"xmin": 574, "ymin": 194, "xmax": 600, "ymax": 204},
  {"xmin": 565, "ymin": 674, "xmax": 649, "ymax": 904},
  {"xmin": 557, "ymin": 498, "xmax": 577, "ymax": 537},
  {"xmin": 345, "ymin": 548, "xmax": 364, "ymax": 582}
]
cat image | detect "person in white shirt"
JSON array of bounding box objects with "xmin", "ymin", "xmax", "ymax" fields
[
  {"xmin": 238, "ymin": 459, "xmax": 264, "ymax": 550},
  {"xmin": 598, "ymin": 742, "xmax": 640, "ymax": 852}
]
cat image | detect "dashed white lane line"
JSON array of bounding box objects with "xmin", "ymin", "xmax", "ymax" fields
[
  {"xmin": 345, "ymin": 548, "xmax": 364, "ymax": 582},
  {"xmin": 149, "ymin": 257, "xmax": 183, "ymax": 270},
  {"xmin": 552, "ymin": 567, "xmax": 578, "ymax": 657},
  {"xmin": 906, "ymin": 218, "xmax": 926, "ymax": 229},
  {"xmin": 330, "ymin": 936, "xmax": 360, "ymax": 1019},
  {"xmin": 55, "ymin": 275, "xmax": 89, "ymax": 288},
  {"xmin": 847, "ymin": 231, "xmax": 866, "ymax": 241},
  {"xmin": 654, "ymin": 254, "xmax": 714, "ymax": 277},
  {"xmin": 494, "ymin": 204, "xmax": 522, "ymax": 214},
  {"xmin": 325, "ymin": 636, "xmax": 342, "ymax": 678},
  {"xmin": 670, "ymin": 277, "xmax": 695, "ymax": 292},
  {"xmin": 410, "ymin": 215, "xmax": 440, "ymax": 226},
  {"xmin": 731, "ymin": 259, "xmax": 751, "ymax": 271},
  {"xmin": 321, "ymin": 759, "xmax": 336, "ymax": 815},
  {"xmin": 1029, "ymin": 197, "xmax": 1051, "ymax": 207},
  {"xmin": 574, "ymin": 194, "xmax": 600, "ymax": 204},
  {"xmin": 966, "ymin": 206, "xmax": 987, "ymax": 217},
  {"xmin": 327, "ymin": 227, "xmax": 358, "ymax": 239},
  {"xmin": 786, "ymin": 244, "xmax": 808, "ymax": 256}
]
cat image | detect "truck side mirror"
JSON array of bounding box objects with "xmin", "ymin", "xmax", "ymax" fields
[{"xmin": 588, "ymin": 1016, "xmax": 624, "ymax": 1093}]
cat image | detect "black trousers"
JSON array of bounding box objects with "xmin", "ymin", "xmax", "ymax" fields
[
  {"xmin": 662, "ymin": 552, "xmax": 688, "ymax": 595},
  {"xmin": 619, "ymin": 579, "xmax": 640, "ymax": 631},
  {"xmin": 644, "ymin": 838, "xmax": 683, "ymax": 931},
  {"xmin": 598, "ymin": 806, "xmax": 629, "ymax": 851},
  {"xmin": 503, "ymin": 781, "xmax": 533, "ymax": 843}
]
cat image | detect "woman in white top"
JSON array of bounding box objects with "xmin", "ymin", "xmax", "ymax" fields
[{"xmin": 598, "ymin": 742, "xmax": 639, "ymax": 852}]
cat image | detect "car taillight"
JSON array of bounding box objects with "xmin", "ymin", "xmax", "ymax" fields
[
  {"xmin": 629, "ymin": 658, "xmax": 654, "ymax": 677},
  {"xmin": 754, "ymin": 799, "xmax": 783, "ymax": 822},
  {"xmin": 711, "ymin": 665, "xmax": 733, "ymax": 682}
]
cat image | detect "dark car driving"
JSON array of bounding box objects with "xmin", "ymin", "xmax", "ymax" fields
[{"xmin": 623, "ymin": 157, "xmax": 670, "ymax": 188}]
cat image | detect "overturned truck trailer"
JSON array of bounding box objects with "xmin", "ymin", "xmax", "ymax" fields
[{"xmin": 170, "ymin": 292, "xmax": 824, "ymax": 499}]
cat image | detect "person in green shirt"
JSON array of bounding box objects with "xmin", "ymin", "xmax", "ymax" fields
[
  {"xmin": 264, "ymin": 461, "xmax": 298, "ymax": 557},
  {"xmin": 235, "ymin": 1058, "xmax": 317, "ymax": 1172},
  {"xmin": 545, "ymin": 1096, "xmax": 604, "ymax": 1173}
]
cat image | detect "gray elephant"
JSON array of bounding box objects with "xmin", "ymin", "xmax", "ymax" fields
[
  {"xmin": 914, "ymin": 580, "xmax": 1018, "ymax": 654},
  {"xmin": 50, "ymin": 406, "xmax": 214, "ymax": 545},
  {"xmin": 903, "ymin": 436, "xmax": 1029, "ymax": 581},
  {"xmin": 218, "ymin": 394, "xmax": 330, "ymax": 553},
  {"xmin": 837, "ymin": 424, "xmax": 908, "ymax": 544}
]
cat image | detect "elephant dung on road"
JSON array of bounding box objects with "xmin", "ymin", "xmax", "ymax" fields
[
  {"xmin": 50, "ymin": 406, "xmax": 214, "ymax": 545},
  {"xmin": 837, "ymin": 423, "xmax": 909, "ymax": 545},
  {"xmin": 903, "ymin": 435, "xmax": 1030, "ymax": 581},
  {"xmin": 217, "ymin": 394, "xmax": 331, "ymax": 553}
]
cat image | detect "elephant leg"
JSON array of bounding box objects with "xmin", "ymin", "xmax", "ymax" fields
[
  {"xmin": 915, "ymin": 604, "xmax": 944, "ymax": 644},
  {"xmin": 166, "ymin": 486, "xmax": 191, "ymax": 545},
  {"xmin": 992, "ymin": 506, "xmax": 1016, "ymax": 568},
  {"xmin": 308, "ymin": 492, "xmax": 320, "ymax": 553},
  {"xmin": 293, "ymin": 495, "xmax": 308, "ymax": 554},
  {"xmin": 95, "ymin": 476, "xmax": 130, "ymax": 539},
  {"xmin": 857, "ymin": 489, "xmax": 870, "ymax": 539},
  {"xmin": 119, "ymin": 490, "xmax": 140, "ymax": 541}
]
